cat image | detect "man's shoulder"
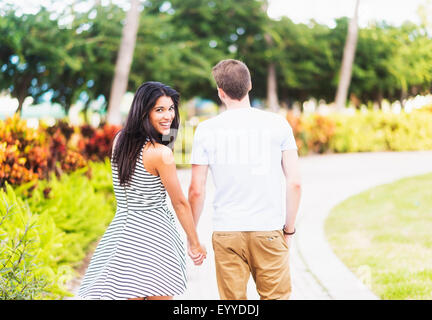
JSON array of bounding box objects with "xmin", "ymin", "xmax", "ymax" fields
[
  {"xmin": 251, "ymin": 108, "xmax": 290, "ymax": 127},
  {"xmin": 195, "ymin": 109, "xmax": 290, "ymax": 132},
  {"xmin": 196, "ymin": 114, "xmax": 222, "ymax": 130}
]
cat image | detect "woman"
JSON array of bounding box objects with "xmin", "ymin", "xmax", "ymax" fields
[{"xmin": 78, "ymin": 82, "xmax": 206, "ymax": 300}]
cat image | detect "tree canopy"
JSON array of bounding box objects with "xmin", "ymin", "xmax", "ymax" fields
[{"xmin": 0, "ymin": 0, "xmax": 431, "ymax": 115}]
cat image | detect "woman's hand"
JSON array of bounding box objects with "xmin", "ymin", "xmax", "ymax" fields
[{"xmin": 187, "ymin": 242, "xmax": 207, "ymax": 266}]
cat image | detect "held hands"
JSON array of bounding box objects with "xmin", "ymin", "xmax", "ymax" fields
[{"xmin": 187, "ymin": 241, "xmax": 207, "ymax": 266}]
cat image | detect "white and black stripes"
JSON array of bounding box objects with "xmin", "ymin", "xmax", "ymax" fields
[{"xmin": 78, "ymin": 144, "xmax": 186, "ymax": 300}]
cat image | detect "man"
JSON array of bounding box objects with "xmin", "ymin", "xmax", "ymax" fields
[{"xmin": 188, "ymin": 59, "xmax": 302, "ymax": 300}]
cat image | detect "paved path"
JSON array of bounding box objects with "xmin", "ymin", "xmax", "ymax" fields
[
  {"xmin": 68, "ymin": 151, "xmax": 432, "ymax": 300},
  {"xmin": 291, "ymin": 151, "xmax": 432, "ymax": 299}
]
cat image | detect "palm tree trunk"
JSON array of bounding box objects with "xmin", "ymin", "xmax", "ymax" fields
[
  {"xmin": 262, "ymin": 0, "xmax": 279, "ymax": 112},
  {"xmin": 16, "ymin": 96, "xmax": 25, "ymax": 116},
  {"xmin": 400, "ymin": 87, "xmax": 408, "ymax": 109},
  {"xmin": 334, "ymin": 0, "xmax": 360, "ymax": 111},
  {"xmin": 267, "ymin": 62, "xmax": 279, "ymax": 112},
  {"xmin": 106, "ymin": 0, "xmax": 140, "ymax": 125}
]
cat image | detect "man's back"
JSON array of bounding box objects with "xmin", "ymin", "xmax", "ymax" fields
[
  {"xmin": 189, "ymin": 59, "xmax": 301, "ymax": 300},
  {"xmin": 191, "ymin": 107, "xmax": 297, "ymax": 231}
]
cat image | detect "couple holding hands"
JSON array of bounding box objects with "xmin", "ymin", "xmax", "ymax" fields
[{"xmin": 78, "ymin": 59, "xmax": 302, "ymax": 300}]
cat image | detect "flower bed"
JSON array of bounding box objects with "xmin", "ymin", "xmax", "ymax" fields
[{"xmin": 0, "ymin": 115, "xmax": 121, "ymax": 188}]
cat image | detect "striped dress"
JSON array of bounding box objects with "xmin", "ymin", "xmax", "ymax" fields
[{"xmin": 78, "ymin": 141, "xmax": 187, "ymax": 299}]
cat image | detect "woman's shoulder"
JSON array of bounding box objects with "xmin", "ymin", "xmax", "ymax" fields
[
  {"xmin": 143, "ymin": 142, "xmax": 174, "ymax": 164},
  {"xmin": 144, "ymin": 141, "xmax": 172, "ymax": 153}
]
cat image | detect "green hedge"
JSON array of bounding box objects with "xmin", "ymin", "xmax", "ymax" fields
[
  {"xmin": 0, "ymin": 160, "xmax": 115, "ymax": 299},
  {"xmin": 330, "ymin": 111, "xmax": 432, "ymax": 153},
  {"xmin": 288, "ymin": 109, "xmax": 432, "ymax": 155}
]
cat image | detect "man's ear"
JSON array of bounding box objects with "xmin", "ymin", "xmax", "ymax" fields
[{"xmin": 217, "ymin": 87, "xmax": 225, "ymax": 100}]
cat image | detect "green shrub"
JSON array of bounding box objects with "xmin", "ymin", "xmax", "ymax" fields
[
  {"xmin": 329, "ymin": 112, "xmax": 390, "ymax": 153},
  {"xmin": 16, "ymin": 161, "xmax": 115, "ymax": 265},
  {"xmin": 0, "ymin": 184, "xmax": 59, "ymax": 299},
  {"xmin": 1, "ymin": 160, "xmax": 115, "ymax": 299},
  {"xmin": 0, "ymin": 192, "xmax": 47, "ymax": 300},
  {"xmin": 287, "ymin": 109, "xmax": 432, "ymax": 154},
  {"xmin": 328, "ymin": 111, "xmax": 432, "ymax": 153}
]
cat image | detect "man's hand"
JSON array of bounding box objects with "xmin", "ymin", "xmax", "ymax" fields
[{"xmin": 283, "ymin": 234, "xmax": 293, "ymax": 249}]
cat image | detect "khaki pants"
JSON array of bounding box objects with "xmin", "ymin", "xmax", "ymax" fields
[{"xmin": 212, "ymin": 230, "xmax": 291, "ymax": 300}]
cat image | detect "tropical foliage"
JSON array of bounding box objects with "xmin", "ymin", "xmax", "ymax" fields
[
  {"xmin": 0, "ymin": 115, "xmax": 120, "ymax": 188},
  {"xmin": 287, "ymin": 107, "xmax": 432, "ymax": 155},
  {"xmin": 0, "ymin": 161, "xmax": 115, "ymax": 299}
]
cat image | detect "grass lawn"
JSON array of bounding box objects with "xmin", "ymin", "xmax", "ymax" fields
[{"xmin": 325, "ymin": 172, "xmax": 432, "ymax": 300}]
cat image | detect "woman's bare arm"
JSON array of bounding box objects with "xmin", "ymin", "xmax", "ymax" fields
[{"xmin": 147, "ymin": 143, "xmax": 206, "ymax": 264}]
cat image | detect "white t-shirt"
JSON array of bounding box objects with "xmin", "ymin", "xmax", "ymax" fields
[{"xmin": 190, "ymin": 107, "xmax": 298, "ymax": 231}]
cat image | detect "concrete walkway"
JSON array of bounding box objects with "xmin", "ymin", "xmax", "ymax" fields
[{"xmin": 68, "ymin": 151, "xmax": 432, "ymax": 300}]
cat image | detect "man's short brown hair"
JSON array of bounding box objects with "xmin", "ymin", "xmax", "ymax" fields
[{"xmin": 212, "ymin": 59, "xmax": 251, "ymax": 100}]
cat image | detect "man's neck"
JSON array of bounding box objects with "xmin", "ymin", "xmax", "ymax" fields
[{"xmin": 223, "ymin": 95, "xmax": 251, "ymax": 111}]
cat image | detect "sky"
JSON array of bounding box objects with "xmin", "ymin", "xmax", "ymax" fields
[
  {"xmin": 267, "ymin": 0, "xmax": 429, "ymax": 28},
  {"xmin": 2, "ymin": 0, "xmax": 430, "ymax": 28}
]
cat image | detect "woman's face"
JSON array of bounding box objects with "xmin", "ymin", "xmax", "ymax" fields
[{"xmin": 149, "ymin": 95, "xmax": 175, "ymax": 136}]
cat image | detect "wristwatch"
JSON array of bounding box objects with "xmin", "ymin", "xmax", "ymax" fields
[{"xmin": 283, "ymin": 225, "xmax": 296, "ymax": 235}]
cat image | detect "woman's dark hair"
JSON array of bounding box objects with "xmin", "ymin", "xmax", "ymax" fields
[{"xmin": 112, "ymin": 81, "xmax": 180, "ymax": 185}]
